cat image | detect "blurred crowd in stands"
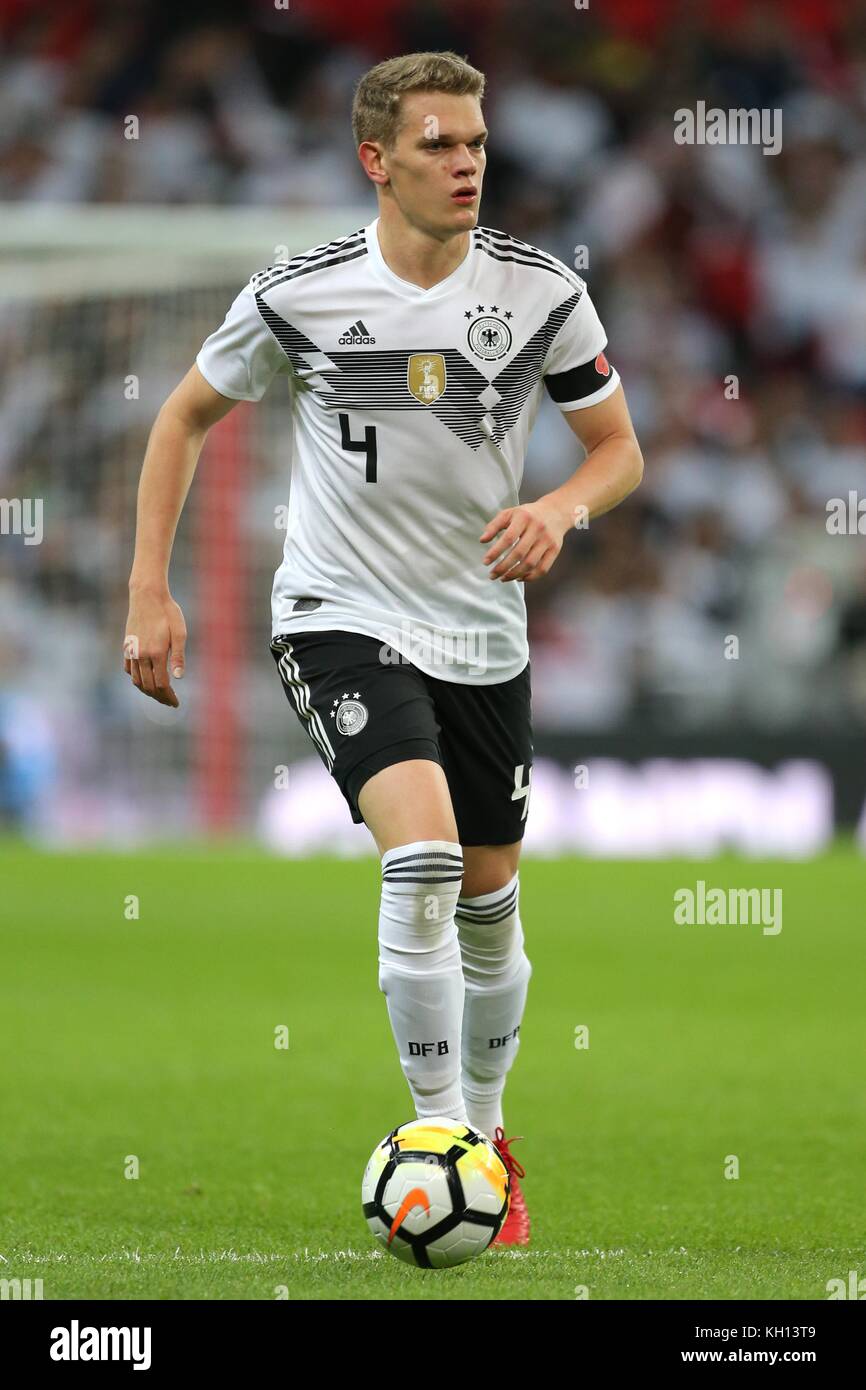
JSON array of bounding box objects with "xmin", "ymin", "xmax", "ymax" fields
[{"xmin": 2, "ymin": 0, "xmax": 866, "ymax": 832}]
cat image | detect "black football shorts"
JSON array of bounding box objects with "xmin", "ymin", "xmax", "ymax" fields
[{"xmin": 268, "ymin": 629, "xmax": 533, "ymax": 845}]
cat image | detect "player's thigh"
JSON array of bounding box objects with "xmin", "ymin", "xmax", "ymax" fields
[
  {"xmin": 461, "ymin": 842, "xmax": 522, "ymax": 897},
  {"xmin": 358, "ymin": 758, "xmax": 459, "ymax": 856},
  {"xmin": 431, "ymin": 661, "xmax": 534, "ymax": 851},
  {"xmin": 269, "ymin": 630, "xmax": 449, "ymax": 837}
]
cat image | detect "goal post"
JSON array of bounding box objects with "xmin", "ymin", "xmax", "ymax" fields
[{"xmin": 0, "ymin": 204, "xmax": 369, "ymax": 842}]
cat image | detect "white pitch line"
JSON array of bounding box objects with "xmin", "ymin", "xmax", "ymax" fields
[
  {"xmin": 5, "ymin": 1246, "xmax": 632, "ymax": 1266},
  {"xmin": 5, "ymin": 1245, "xmax": 848, "ymax": 1269}
]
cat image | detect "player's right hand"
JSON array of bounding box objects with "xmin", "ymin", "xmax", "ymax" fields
[{"xmin": 123, "ymin": 590, "xmax": 187, "ymax": 708}]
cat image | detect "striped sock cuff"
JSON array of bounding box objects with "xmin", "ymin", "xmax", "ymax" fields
[
  {"xmin": 455, "ymin": 871, "xmax": 519, "ymax": 925},
  {"xmin": 381, "ymin": 840, "xmax": 464, "ymax": 887}
]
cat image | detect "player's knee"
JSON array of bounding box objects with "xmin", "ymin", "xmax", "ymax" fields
[{"xmin": 460, "ymin": 846, "xmax": 521, "ymax": 899}]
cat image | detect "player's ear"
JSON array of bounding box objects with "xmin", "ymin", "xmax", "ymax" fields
[{"xmin": 358, "ymin": 140, "xmax": 390, "ymax": 187}]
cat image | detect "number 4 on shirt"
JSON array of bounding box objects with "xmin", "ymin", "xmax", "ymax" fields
[{"xmin": 339, "ymin": 412, "xmax": 378, "ymax": 482}]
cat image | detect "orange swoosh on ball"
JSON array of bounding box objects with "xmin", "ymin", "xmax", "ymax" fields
[{"xmin": 387, "ymin": 1187, "xmax": 430, "ymax": 1244}]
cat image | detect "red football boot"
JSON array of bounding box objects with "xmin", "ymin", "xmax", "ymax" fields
[{"xmin": 490, "ymin": 1127, "xmax": 530, "ymax": 1246}]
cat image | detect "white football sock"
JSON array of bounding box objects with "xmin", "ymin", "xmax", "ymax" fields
[
  {"xmin": 456, "ymin": 871, "xmax": 532, "ymax": 1137},
  {"xmin": 378, "ymin": 840, "xmax": 469, "ymax": 1123}
]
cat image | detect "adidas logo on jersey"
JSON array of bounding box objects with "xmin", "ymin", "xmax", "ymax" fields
[{"xmin": 338, "ymin": 319, "xmax": 376, "ymax": 345}]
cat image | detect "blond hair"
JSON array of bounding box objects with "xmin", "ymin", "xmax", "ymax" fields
[{"xmin": 352, "ymin": 50, "xmax": 486, "ymax": 149}]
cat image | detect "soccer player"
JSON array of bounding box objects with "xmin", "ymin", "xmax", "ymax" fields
[{"xmin": 124, "ymin": 51, "xmax": 643, "ymax": 1246}]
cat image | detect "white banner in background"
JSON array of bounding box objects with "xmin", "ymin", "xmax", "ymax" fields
[{"xmin": 257, "ymin": 756, "xmax": 835, "ymax": 858}]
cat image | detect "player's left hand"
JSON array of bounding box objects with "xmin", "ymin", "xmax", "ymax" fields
[{"xmin": 480, "ymin": 501, "xmax": 568, "ymax": 582}]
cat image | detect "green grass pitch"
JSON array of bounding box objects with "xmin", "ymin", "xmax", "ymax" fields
[{"xmin": 1, "ymin": 840, "xmax": 863, "ymax": 1300}]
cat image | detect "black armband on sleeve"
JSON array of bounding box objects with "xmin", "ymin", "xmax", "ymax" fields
[{"xmin": 544, "ymin": 350, "xmax": 613, "ymax": 403}]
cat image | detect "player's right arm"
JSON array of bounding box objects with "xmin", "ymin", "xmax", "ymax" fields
[
  {"xmin": 125, "ymin": 271, "xmax": 291, "ymax": 705},
  {"xmin": 124, "ymin": 365, "xmax": 237, "ymax": 707}
]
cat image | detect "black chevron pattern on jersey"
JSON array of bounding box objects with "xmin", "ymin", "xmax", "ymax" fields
[
  {"xmin": 318, "ymin": 349, "xmax": 492, "ymax": 451},
  {"xmin": 254, "ymin": 294, "xmax": 322, "ymax": 372},
  {"xmin": 487, "ymin": 291, "xmax": 582, "ymax": 446},
  {"xmin": 254, "ymin": 294, "xmax": 494, "ymax": 449},
  {"xmin": 253, "ymin": 293, "xmax": 582, "ymax": 452}
]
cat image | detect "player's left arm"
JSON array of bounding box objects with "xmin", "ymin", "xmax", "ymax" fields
[{"xmin": 481, "ymin": 382, "xmax": 644, "ymax": 582}]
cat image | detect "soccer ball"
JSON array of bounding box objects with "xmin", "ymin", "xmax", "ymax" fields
[{"xmin": 361, "ymin": 1116, "xmax": 510, "ymax": 1267}]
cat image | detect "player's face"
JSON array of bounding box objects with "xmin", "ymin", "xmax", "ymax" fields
[{"xmin": 384, "ymin": 91, "xmax": 487, "ymax": 237}]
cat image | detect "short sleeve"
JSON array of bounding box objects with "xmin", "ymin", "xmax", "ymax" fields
[
  {"xmin": 543, "ymin": 286, "xmax": 620, "ymax": 411},
  {"xmin": 195, "ymin": 280, "xmax": 290, "ymax": 402}
]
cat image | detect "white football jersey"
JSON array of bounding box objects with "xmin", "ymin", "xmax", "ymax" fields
[{"xmin": 196, "ymin": 217, "xmax": 620, "ymax": 684}]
